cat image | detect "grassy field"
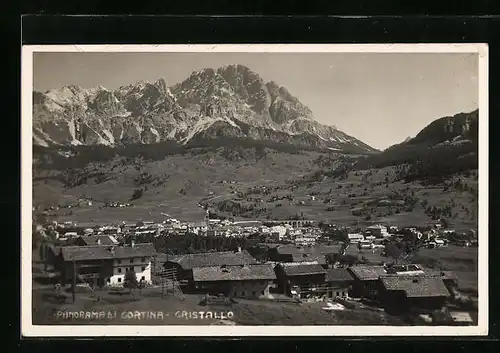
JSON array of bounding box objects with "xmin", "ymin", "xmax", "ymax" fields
[
  {"xmin": 32, "ymin": 287, "xmax": 229, "ymax": 325},
  {"xmin": 413, "ymin": 246, "xmax": 479, "ymax": 294},
  {"xmin": 33, "ymin": 149, "xmax": 325, "ymax": 223},
  {"xmin": 33, "ymin": 147, "xmax": 479, "ymax": 232}
]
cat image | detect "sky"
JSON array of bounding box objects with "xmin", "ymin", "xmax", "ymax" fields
[{"xmin": 33, "ymin": 52, "xmax": 479, "ymax": 150}]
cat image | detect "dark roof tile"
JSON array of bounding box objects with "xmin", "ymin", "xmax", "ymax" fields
[
  {"xmin": 381, "ymin": 276, "xmax": 451, "ymax": 298},
  {"xmin": 60, "ymin": 243, "xmax": 156, "ymax": 262},
  {"xmin": 166, "ymin": 250, "xmax": 258, "ymax": 270},
  {"xmin": 280, "ymin": 262, "xmax": 326, "ymax": 276},
  {"xmin": 348, "ymin": 266, "xmax": 387, "ymax": 281},
  {"xmin": 192, "ymin": 264, "xmax": 276, "ymax": 282},
  {"xmin": 325, "ymin": 268, "xmax": 354, "ymax": 282}
]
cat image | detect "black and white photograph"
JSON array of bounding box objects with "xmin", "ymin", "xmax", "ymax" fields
[{"xmin": 21, "ymin": 44, "xmax": 488, "ymax": 336}]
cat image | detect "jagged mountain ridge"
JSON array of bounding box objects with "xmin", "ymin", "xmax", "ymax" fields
[{"xmin": 32, "ymin": 64, "xmax": 377, "ymax": 153}]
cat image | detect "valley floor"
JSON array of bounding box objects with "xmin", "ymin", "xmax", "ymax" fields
[{"xmin": 33, "ymin": 149, "xmax": 478, "ymax": 233}]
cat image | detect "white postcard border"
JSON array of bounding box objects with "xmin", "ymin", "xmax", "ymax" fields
[{"xmin": 21, "ymin": 43, "xmax": 489, "ymax": 337}]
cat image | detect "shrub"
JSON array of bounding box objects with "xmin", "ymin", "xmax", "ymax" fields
[
  {"xmin": 123, "ymin": 270, "xmax": 139, "ymax": 293},
  {"xmin": 130, "ymin": 188, "xmax": 143, "ymax": 200}
]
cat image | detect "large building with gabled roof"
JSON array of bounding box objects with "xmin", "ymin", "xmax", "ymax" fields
[{"xmin": 54, "ymin": 242, "xmax": 156, "ymax": 287}]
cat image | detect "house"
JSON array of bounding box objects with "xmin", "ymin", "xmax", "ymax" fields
[
  {"xmin": 121, "ymin": 223, "xmax": 137, "ymax": 233},
  {"xmin": 269, "ymin": 225, "xmax": 287, "ymax": 239},
  {"xmin": 427, "ymin": 220, "xmax": 444, "ymax": 229},
  {"xmin": 348, "ymin": 233, "xmax": 364, "ymax": 244},
  {"xmin": 425, "ymin": 269, "xmax": 459, "ymax": 293},
  {"xmin": 74, "ymin": 235, "xmax": 120, "ymax": 246},
  {"xmin": 63, "ymin": 232, "xmax": 79, "ymax": 238},
  {"xmin": 366, "ymin": 224, "xmax": 390, "ymax": 238},
  {"xmin": 347, "ymin": 265, "xmax": 388, "ymax": 299},
  {"xmin": 274, "ymin": 261, "xmax": 327, "ymax": 298},
  {"xmin": 99, "ymin": 226, "xmax": 122, "ymax": 235},
  {"xmin": 384, "ymin": 264, "xmax": 426, "ymax": 276},
  {"xmin": 357, "ymin": 240, "xmax": 373, "ymax": 249},
  {"xmin": 54, "ymin": 242, "xmax": 156, "ymax": 287},
  {"xmin": 434, "ymin": 239, "xmax": 446, "ymax": 247},
  {"xmin": 267, "ymin": 245, "xmax": 341, "ymax": 266},
  {"xmin": 164, "ymin": 250, "xmax": 259, "ymax": 281},
  {"xmin": 379, "ymin": 275, "xmax": 452, "ymax": 313},
  {"xmin": 206, "ymin": 228, "xmax": 229, "ymax": 237},
  {"xmin": 278, "ymin": 220, "xmax": 314, "ymax": 228},
  {"xmin": 324, "ymin": 268, "xmax": 354, "ymax": 299},
  {"xmin": 294, "ymin": 236, "xmax": 317, "ymax": 247},
  {"xmin": 192, "ymin": 264, "xmax": 276, "ymax": 298}
]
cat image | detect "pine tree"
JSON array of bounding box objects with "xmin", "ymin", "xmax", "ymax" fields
[{"xmin": 123, "ymin": 269, "xmax": 138, "ymax": 294}]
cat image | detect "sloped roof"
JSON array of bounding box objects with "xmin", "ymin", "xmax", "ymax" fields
[
  {"xmin": 380, "ymin": 276, "xmax": 451, "ymax": 298},
  {"xmin": 114, "ymin": 243, "xmax": 156, "ymax": 259},
  {"xmin": 187, "ymin": 222, "xmax": 207, "ymax": 227},
  {"xmin": 166, "ymin": 250, "xmax": 258, "ymax": 270},
  {"xmin": 325, "ymin": 268, "xmax": 354, "ymax": 282},
  {"xmin": 280, "ymin": 262, "xmax": 326, "ymax": 276},
  {"xmin": 60, "ymin": 246, "xmax": 113, "ymax": 261},
  {"xmin": 348, "ymin": 266, "xmax": 387, "ymax": 281},
  {"xmin": 424, "ymin": 269, "xmax": 458, "ymax": 281},
  {"xmin": 78, "ymin": 235, "xmax": 119, "ymax": 246},
  {"xmin": 60, "ymin": 243, "xmax": 156, "ymax": 262},
  {"xmin": 192, "ymin": 264, "xmax": 276, "ymax": 282},
  {"xmin": 277, "ymin": 245, "xmax": 341, "ymax": 256},
  {"xmin": 290, "ymin": 253, "xmax": 327, "ymax": 265},
  {"xmin": 367, "ymin": 224, "xmax": 386, "ymax": 229}
]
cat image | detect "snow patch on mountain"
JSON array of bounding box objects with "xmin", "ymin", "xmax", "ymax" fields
[{"xmin": 32, "ymin": 65, "xmax": 378, "ymax": 153}]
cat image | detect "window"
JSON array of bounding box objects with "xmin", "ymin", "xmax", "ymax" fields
[
  {"xmin": 118, "ymin": 268, "xmax": 122, "ymax": 273},
  {"xmin": 129, "ymin": 267, "xmax": 134, "ymax": 272},
  {"xmin": 117, "ymin": 260, "xmax": 121, "ymax": 264},
  {"xmin": 336, "ymin": 292, "xmax": 340, "ymax": 297},
  {"xmin": 118, "ymin": 278, "xmax": 122, "ymax": 283},
  {"xmin": 141, "ymin": 266, "xmax": 146, "ymax": 271},
  {"xmin": 130, "ymin": 259, "xmax": 134, "ymax": 264},
  {"xmin": 412, "ymin": 279, "xmax": 419, "ymax": 283},
  {"xmin": 261, "ymin": 291, "xmax": 265, "ymax": 295},
  {"xmin": 141, "ymin": 257, "xmax": 145, "ymax": 262},
  {"xmin": 141, "ymin": 276, "xmax": 145, "ymax": 281}
]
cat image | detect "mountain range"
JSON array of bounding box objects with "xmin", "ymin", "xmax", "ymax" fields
[{"xmin": 32, "ymin": 64, "xmax": 377, "ymax": 154}]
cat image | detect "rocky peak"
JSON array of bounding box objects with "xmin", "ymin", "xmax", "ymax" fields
[
  {"xmin": 217, "ymin": 64, "xmax": 271, "ymax": 115},
  {"xmin": 154, "ymin": 78, "xmax": 168, "ymax": 96},
  {"xmin": 32, "ymin": 64, "xmax": 378, "ymax": 153},
  {"xmin": 88, "ymin": 89, "xmax": 124, "ymax": 117}
]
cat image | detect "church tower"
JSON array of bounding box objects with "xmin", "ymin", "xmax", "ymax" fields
[{"xmin": 204, "ymin": 207, "xmax": 210, "ymax": 229}]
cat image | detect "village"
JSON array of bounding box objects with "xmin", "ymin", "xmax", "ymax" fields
[{"xmin": 32, "ymin": 206, "xmax": 479, "ymax": 326}]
